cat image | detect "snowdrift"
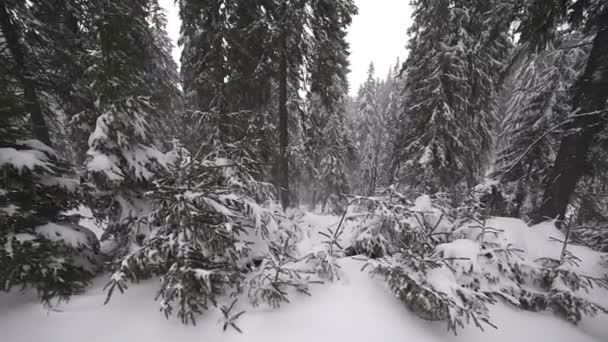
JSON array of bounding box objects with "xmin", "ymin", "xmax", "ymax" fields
[{"xmin": 0, "ymin": 212, "xmax": 606, "ymax": 342}]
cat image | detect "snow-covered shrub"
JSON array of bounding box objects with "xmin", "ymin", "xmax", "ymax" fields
[
  {"xmin": 366, "ymin": 251, "xmax": 497, "ymax": 332},
  {"xmin": 450, "ymin": 217, "xmax": 608, "ymax": 323},
  {"xmin": 570, "ymin": 223, "xmax": 608, "ymax": 252},
  {"xmin": 103, "ymin": 148, "xmax": 325, "ymax": 324},
  {"xmin": 350, "ymin": 189, "xmax": 495, "ymax": 332},
  {"xmin": 193, "ymin": 109, "xmax": 276, "ymax": 183},
  {"xmin": 0, "ymin": 133, "xmax": 100, "ymax": 303},
  {"xmin": 348, "ymin": 189, "xmax": 444, "ymax": 258},
  {"xmin": 85, "ymin": 98, "xmax": 171, "ymax": 256},
  {"xmin": 352, "ymin": 190, "xmax": 608, "ymax": 333}
]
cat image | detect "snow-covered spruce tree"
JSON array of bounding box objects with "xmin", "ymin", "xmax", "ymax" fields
[
  {"xmin": 529, "ymin": 1, "xmax": 608, "ymax": 222},
  {"xmin": 350, "ymin": 191, "xmax": 608, "ymax": 333},
  {"xmin": 383, "ymin": 61, "xmax": 406, "ymax": 186},
  {"xmin": 179, "ymin": 0, "xmax": 227, "ymax": 114},
  {"xmin": 0, "ymin": 0, "xmax": 57, "ymax": 147},
  {"xmin": 179, "ymin": 0, "xmax": 277, "ymax": 161},
  {"xmin": 84, "ymin": 0, "xmax": 181, "ymax": 257},
  {"xmin": 302, "ymin": 95, "xmax": 328, "ymax": 210},
  {"xmin": 318, "ymin": 109, "xmax": 351, "ymax": 214},
  {"xmin": 103, "ymin": 143, "xmax": 333, "ymax": 324},
  {"xmin": 354, "ymin": 63, "xmax": 381, "ymax": 195},
  {"xmin": 349, "ymin": 191, "xmax": 497, "ymax": 332},
  {"xmin": 393, "ymin": 0, "xmax": 511, "ymax": 192},
  {"xmin": 0, "ymin": 122, "xmax": 100, "ymax": 304},
  {"xmin": 180, "ymin": 0, "xmax": 357, "ymax": 209},
  {"xmin": 144, "ymin": 3, "xmax": 184, "ymax": 150},
  {"xmin": 493, "ymin": 32, "xmax": 591, "ymax": 219},
  {"xmin": 353, "ymin": 62, "xmax": 399, "ymax": 195},
  {"xmin": 302, "ymin": 95, "xmax": 352, "ymax": 213},
  {"xmin": 570, "ymin": 144, "xmax": 608, "ymax": 251},
  {"xmin": 446, "ymin": 211, "xmax": 608, "ymax": 325},
  {"xmin": 179, "ymin": 0, "xmax": 279, "ymax": 182},
  {"xmin": 194, "ymin": 107, "xmax": 276, "ymax": 186},
  {"xmin": 302, "ymin": 0, "xmax": 356, "ymax": 211},
  {"xmin": 178, "ymin": 0, "xmax": 283, "ymax": 188},
  {"xmin": 0, "ymin": 0, "xmax": 101, "ymax": 304},
  {"xmin": 256, "ymin": 0, "xmax": 354, "ymax": 209}
]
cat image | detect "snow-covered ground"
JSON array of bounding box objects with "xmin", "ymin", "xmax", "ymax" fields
[{"xmin": 1, "ymin": 211, "xmax": 607, "ymax": 342}]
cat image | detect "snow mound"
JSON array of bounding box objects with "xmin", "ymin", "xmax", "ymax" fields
[
  {"xmin": 35, "ymin": 222, "xmax": 98, "ymax": 249},
  {"xmin": 0, "ymin": 258, "xmax": 603, "ymax": 342},
  {"xmin": 455, "ymin": 217, "xmax": 606, "ymax": 274},
  {"xmin": 435, "ymin": 239, "xmax": 481, "ymax": 264},
  {"xmin": 0, "ymin": 147, "xmax": 51, "ymax": 172},
  {"xmin": 1, "ymin": 209, "xmax": 606, "ymax": 342}
]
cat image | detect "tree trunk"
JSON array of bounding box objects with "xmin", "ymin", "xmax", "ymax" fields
[
  {"xmin": 0, "ymin": 2, "xmax": 52, "ymax": 146},
  {"xmin": 278, "ymin": 31, "xmax": 290, "ymax": 210},
  {"xmin": 536, "ymin": 14, "xmax": 608, "ymax": 223},
  {"xmin": 369, "ymin": 140, "xmax": 381, "ymax": 195}
]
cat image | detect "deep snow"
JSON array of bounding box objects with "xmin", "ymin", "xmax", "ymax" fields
[{"xmin": 0, "ymin": 211, "xmax": 607, "ymax": 342}]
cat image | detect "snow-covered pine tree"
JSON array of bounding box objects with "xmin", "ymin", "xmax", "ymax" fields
[
  {"xmin": 353, "ymin": 62, "xmax": 400, "ymax": 195},
  {"xmin": 84, "ymin": 0, "xmax": 181, "ymax": 257},
  {"xmin": 0, "ymin": 0, "xmax": 55, "ymax": 148},
  {"xmin": 0, "ymin": 0, "xmax": 100, "ymax": 304},
  {"xmin": 144, "ymin": 3, "xmax": 184, "ymax": 150},
  {"xmin": 303, "ymin": 0, "xmax": 356, "ymax": 210},
  {"xmin": 97, "ymin": 1, "xmax": 357, "ymax": 323},
  {"xmin": 308, "ymin": 0, "xmax": 357, "ymax": 111},
  {"xmin": 0, "ymin": 123, "xmax": 100, "ymax": 304},
  {"xmin": 383, "ymin": 60, "xmax": 406, "ymax": 186},
  {"xmin": 271, "ymin": 0, "xmax": 314, "ymax": 209},
  {"xmin": 483, "ymin": 0, "xmax": 608, "ymax": 224},
  {"xmin": 103, "ymin": 145, "xmax": 287, "ymax": 322},
  {"xmin": 103, "ymin": 139, "xmax": 343, "ymax": 324},
  {"xmin": 302, "ymin": 96, "xmax": 352, "ymax": 213},
  {"xmin": 302, "ymin": 95, "xmax": 330, "ymax": 210},
  {"xmin": 318, "ymin": 107, "xmax": 351, "ymax": 214},
  {"xmin": 494, "ymin": 32, "xmax": 591, "ymax": 219},
  {"xmin": 179, "ymin": 0, "xmax": 228, "ymax": 116},
  {"xmin": 178, "ymin": 0, "xmax": 282, "ymax": 185},
  {"xmin": 350, "ymin": 192, "xmax": 498, "ymax": 332},
  {"xmin": 351, "ymin": 191, "xmax": 608, "ymax": 333},
  {"xmin": 5, "ymin": 0, "xmax": 88, "ymax": 162},
  {"xmin": 394, "ymin": 0, "xmax": 511, "ymax": 192},
  {"xmin": 531, "ymin": 2, "xmax": 608, "ymax": 223},
  {"xmin": 180, "ymin": 0, "xmax": 356, "ymax": 209},
  {"xmin": 354, "ymin": 63, "xmax": 381, "ymax": 195}
]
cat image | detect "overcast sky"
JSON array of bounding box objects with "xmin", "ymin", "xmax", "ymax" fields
[{"xmin": 158, "ymin": 0, "xmax": 412, "ymax": 96}]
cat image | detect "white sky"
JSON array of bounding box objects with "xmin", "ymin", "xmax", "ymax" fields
[
  {"xmin": 159, "ymin": 0, "xmax": 181, "ymax": 64},
  {"xmin": 158, "ymin": 0, "xmax": 412, "ymax": 96},
  {"xmin": 346, "ymin": 0, "xmax": 411, "ymax": 95}
]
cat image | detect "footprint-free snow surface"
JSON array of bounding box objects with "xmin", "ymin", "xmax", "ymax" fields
[{"xmin": 1, "ymin": 212, "xmax": 607, "ymax": 342}]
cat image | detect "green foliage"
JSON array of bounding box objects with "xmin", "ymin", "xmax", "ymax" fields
[
  {"xmin": 103, "ymin": 147, "xmax": 331, "ymax": 324},
  {"xmin": 494, "ymin": 33, "xmax": 592, "ymax": 219},
  {"xmin": 367, "ymin": 254, "xmax": 497, "ymax": 332},
  {"xmin": 0, "ymin": 137, "xmax": 99, "ymax": 304},
  {"xmin": 394, "ymin": 0, "xmax": 511, "ymax": 191},
  {"xmin": 351, "ymin": 190, "xmax": 608, "ymax": 334}
]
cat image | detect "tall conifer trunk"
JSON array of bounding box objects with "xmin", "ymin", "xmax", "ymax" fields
[
  {"xmin": 0, "ymin": 2, "xmax": 51, "ymax": 146},
  {"xmin": 536, "ymin": 12, "xmax": 608, "ymax": 223},
  {"xmin": 278, "ymin": 31, "xmax": 290, "ymax": 210}
]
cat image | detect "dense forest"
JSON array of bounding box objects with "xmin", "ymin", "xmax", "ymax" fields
[{"xmin": 1, "ymin": 0, "xmax": 608, "ymax": 336}]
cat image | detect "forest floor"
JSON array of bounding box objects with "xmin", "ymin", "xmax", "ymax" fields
[{"xmin": 0, "ymin": 212, "xmax": 607, "ymax": 342}]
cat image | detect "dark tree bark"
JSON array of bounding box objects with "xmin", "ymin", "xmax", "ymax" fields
[
  {"xmin": 278, "ymin": 31, "xmax": 290, "ymax": 210},
  {"xmin": 0, "ymin": 2, "xmax": 52, "ymax": 146},
  {"xmin": 536, "ymin": 13, "xmax": 608, "ymax": 223}
]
